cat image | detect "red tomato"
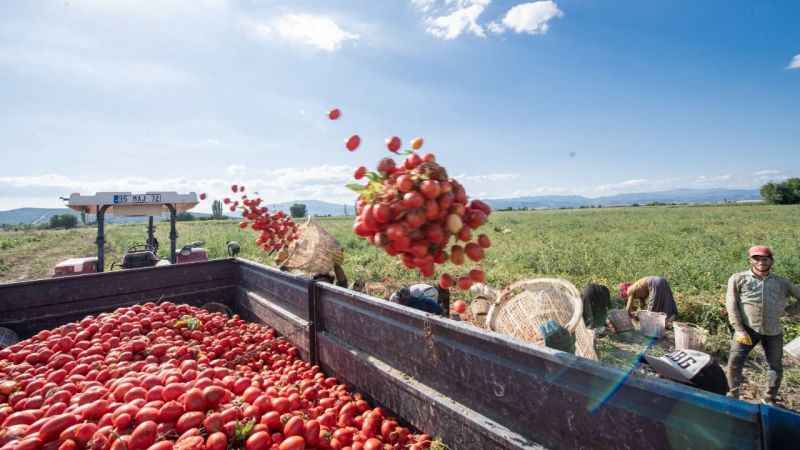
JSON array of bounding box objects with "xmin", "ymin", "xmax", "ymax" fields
[
  {"xmin": 469, "ymin": 268, "xmax": 485, "ymax": 283},
  {"xmin": 199, "ymin": 193, "xmax": 207, "ymax": 200},
  {"xmin": 457, "ymin": 277, "xmax": 473, "ymax": 290},
  {"xmin": 477, "ymin": 234, "xmax": 491, "ymax": 249},
  {"xmin": 206, "ymin": 432, "xmax": 227, "ymax": 450},
  {"xmin": 345, "ymin": 135, "xmax": 361, "ymax": 151},
  {"xmin": 465, "ymin": 243, "xmax": 484, "ymax": 262},
  {"xmin": 439, "ymin": 274, "xmax": 454, "ymax": 289},
  {"xmin": 38, "ymin": 414, "xmax": 78, "ymax": 443},
  {"xmin": 354, "ymin": 166, "xmax": 367, "ymax": 180},
  {"xmin": 158, "ymin": 401, "xmax": 184, "ymax": 423},
  {"xmin": 303, "ymin": 420, "xmax": 320, "ymax": 447},
  {"xmin": 328, "ymin": 108, "xmax": 341, "ymax": 120},
  {"xmin": 176, "ymin": 412, "xmax": 204, "ymax": 434},
  {"xmin": 245, "ymin": 432, "xmax": 272, "ymax": 450},
  {"xmin": 283, "ymin": 416, "xmax": 304, "ymax": 437},
  {"xmin": 364, "ymin": 438, "xmax": 382, "ymax": 450},
  {"xmin": 376, "ymin": 158, "xmax": 395, "ymax": 175},
  {"xmin": 182, "ymin": 389, "xmax": 206, "ymax": 412},
  {"xmin": 129, "ymin": 421, "xmax": 157, "ymax": 450},
  {"xmin": 402, "ymin": 192, "xmax": 424, "ymax": 209},
  {"xmin": 201, "ymin": 386, "xmax": 225, "ymax": 409},
  {"xmin": 146, "ymin": 442, "xmax": 173, "ymax": 450},
  {"xmin": 419, "ymin": 180, "xmax": 440, "ymax": 200},
  {"xmin": 452, "ymin": 300, "xmax": 467, "ymax": 314},
  {"xmin": 385, "ymin": 136, "xmax": 401, "ymax": 153},
  {"xmin": 174, "ymin": 436, "xmax": 204, "ymax": 450},
  {"xmin": 260, "ymin": 411, "xmax": 281, "ymax": 431},
  {"xmin": 279, "ymin": 436, "xmax": 305, "ymax": 450},
  {"xmin": 450, "ymin": 245, "xmax": 465, "ymax": 266}
]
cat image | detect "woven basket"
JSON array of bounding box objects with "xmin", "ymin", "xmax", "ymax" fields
[
  {"xmin": 487, "ymin": 278, "xmax": 598, "ymax": 360},
  {"xmin": 277, "ymin": 218, "xmax": 343, "ymax": 275}
]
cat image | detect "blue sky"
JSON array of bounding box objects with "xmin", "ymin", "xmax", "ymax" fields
[{"xmin": 0, "ymin": 0, "xmax": 798, "ymax": 211}]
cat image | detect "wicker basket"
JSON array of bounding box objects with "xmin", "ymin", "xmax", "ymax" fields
[
  {"xmin": 277, "ymin": 217, "xmax": 343, "ymax": 275},
  {"xmin": 487, "ymin": 278, "xmax": 598, "ymax": 360}
]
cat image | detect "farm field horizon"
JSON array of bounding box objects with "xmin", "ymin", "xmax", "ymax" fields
[{"xmin": 2, "ymin": 203, "xmax": 799, "ymax": 329}]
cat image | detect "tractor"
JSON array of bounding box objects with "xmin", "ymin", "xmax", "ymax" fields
[{"xmin": 53, "ymin": 192, "xmax": 209, "ymax": 277}]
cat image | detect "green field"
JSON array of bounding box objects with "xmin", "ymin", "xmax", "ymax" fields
[
  {"xmin": 2, "ymin": 204, "xmax": 800, "ymax": 330},
  {"xmin": 2, "ymin": 204, "xmax": 800, "ymax": 407}
]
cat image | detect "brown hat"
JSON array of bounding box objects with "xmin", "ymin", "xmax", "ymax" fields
[{"xmin": 748, "ymin": 246, "xmax": 773, "ymax": 258}]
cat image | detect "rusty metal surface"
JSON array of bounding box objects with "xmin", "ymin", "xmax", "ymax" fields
[
  {"xmin": 0, "ymin": 260, "xmax": 237, "ymax": 337},
  {"xmin": 316, "ymin": 284, "xmax": 763, "ymax": 450},
  {"xmin": 0, "ymin": 259, "xmax": 235, "ymax": 311},
  {"xmin": 318, "ymin": 332, "xmax": 547, "ymax": 450},
  {"xmin": 236, "ymin": 258, "xmax": 311, "ymax": 320},
  {"xmin": 2, "ymin": 258, "xmax": 795, "ymax": 450},
  {"xmin": 235, "ymin": 287, "xmax": 312, "ymax": 361}
]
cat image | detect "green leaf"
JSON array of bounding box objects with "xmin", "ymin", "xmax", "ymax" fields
[
  {"xmin": 234, "ymin": 419, "xmax": 256, "ymax": 442},
  {"xmin": 365, "ymin": 172, "xmax": 383, "ymax": 183},
  {"xmin": 346, "ymin": 183, "xmax": 367, "ymax": 193}
]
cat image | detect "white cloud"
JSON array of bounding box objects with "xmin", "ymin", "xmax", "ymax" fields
[
  {"xmin": 226, "ymin": 164, "xmax": 246, "ymax": 176},
  {"xmin": 594, "ymin": 179, "xmax": 649, "ymax": 194},
  {"xmin": 487, "ymin": 21, "xmax": 505, "ymax": 34},
  {"xmin": 425, "ymin": 1, "xmax": 491, "ymax": 40},
  {"xmin": 0, "ymin": 166, "xmax": 360, "ymax": 211},
  {"xmin": 492, "ymin": 1, "xmax": 563, "ymax": 35},
  {"xmin": 458, "ymin": 173, "xmax": 520, "ymax": 182},
  {"xmin": 787, "ymin": 54, "xmax": 800, "ymax": 70},
  {"xmin": 694, "ymin": 174, "xmax": 732, "ymax": 184},
  {"xmin": 240, "ymin": 18, "xmax": 273, "ymax": 41},
  {"xmin": 753, "ymin": 170, "xmax": 782, "ymax": 176},
  {"xmin": 272, "ymin": 14, "xmax": 359, "ymax": 52},
  {"xmin": 410, "ymin": 0, "xmax": 438, "ymax": 13}
]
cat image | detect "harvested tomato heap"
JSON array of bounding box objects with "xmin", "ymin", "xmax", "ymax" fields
[
  {"xmin": 218, "ymin": 185, "xmax": 299, "ymax": 253},
  {"xmin": 0, "ymin": 303, "xmax": 432, "ymax": 450},
  {"xmin": 350, "ymin": 151, "xmax": 492, "ymax": 290}
]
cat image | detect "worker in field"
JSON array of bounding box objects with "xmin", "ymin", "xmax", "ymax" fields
[
  {"xmin": 582, "ymin": 284, "xmax": 611, "ymax": 337},
  {"xmin": 623, "ymin": 276, "xmax": 679, "ymax": 323},
  {"xmin": 226, "ymin": 240, "xmax": 241, "ymax": 257},
  {"xmin": 311, "ymin": 262, "xmax": 349, "ymax": 288},
  {"xmin": 725, "ymin": 246, "xmax": 800, "ymax": 405},
  {"xmin": 389, "ymin": 284, "xmax": 446, "ymax": 316}
]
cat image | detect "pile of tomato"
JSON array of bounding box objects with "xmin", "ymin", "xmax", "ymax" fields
[
  {"xmin": 203, "ymin": 185, "xmax": 300, "ymax": 254},
  {"xmin": 0, "ymin": 303, "xmax": 433, "ymax": 450},
  {"xmin": 349, "ymin": 148, "xmax": 492, "ymax": 291}
]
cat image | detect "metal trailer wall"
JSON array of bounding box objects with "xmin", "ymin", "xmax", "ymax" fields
[{"xmin": 1, "ymin": 258, "xmax": 797, "ymax": 450}]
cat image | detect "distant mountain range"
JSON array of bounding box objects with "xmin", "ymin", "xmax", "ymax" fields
[
  {"xmin": 485, "ymin": 188, "xmax": 762, "ymax": 210},
  {"xmin": 0, "ymin": 189, "xmax": 762, "ymax": 225}
]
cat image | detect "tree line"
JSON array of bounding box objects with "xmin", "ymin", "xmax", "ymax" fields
[{"xmin": 761, "ymin": 178, "xmax": 800, "ymax": 205}]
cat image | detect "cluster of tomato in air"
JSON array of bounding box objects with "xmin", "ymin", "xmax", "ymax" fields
[
  {"xmin": 0, "ymin": 303, "xmax": 434, "ymax": 450},
  {"xmin": 198, "ymin": 185, "xmax": 299, "ymax": 254},
  {"xmin": 346, "ymin": 141, "xmax": 492, "ymax": 291},
  {"xmin": 328, "ymin": 108, "xmax": 492, "ymax": 291}
]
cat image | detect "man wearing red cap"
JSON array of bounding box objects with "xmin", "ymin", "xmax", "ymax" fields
[{"xmin": 725, "ymin": 245, "xmax": 800, "ymax": 404}]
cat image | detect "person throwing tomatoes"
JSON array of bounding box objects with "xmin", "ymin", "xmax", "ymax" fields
[{"xmin": 726, "ymin": 245, "xmax": 800, "ymax": 405}]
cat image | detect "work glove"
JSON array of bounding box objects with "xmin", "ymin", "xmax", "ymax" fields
[{"xmin": 734, "ymin": 331, "xmax": 753, "ymax": 346}]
